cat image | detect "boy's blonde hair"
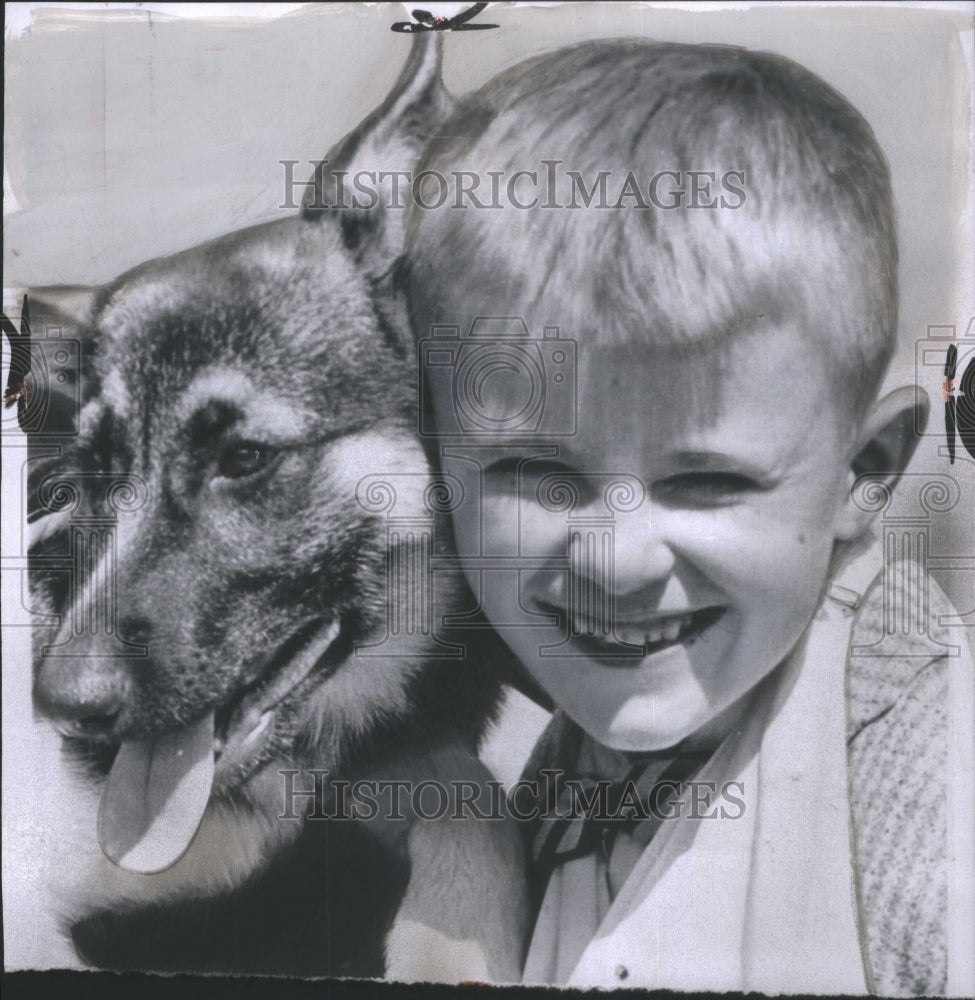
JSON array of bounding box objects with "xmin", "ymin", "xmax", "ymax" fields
[{"xmin": 406, "ymin": 40, "xmax": 897, "ymax": 411}]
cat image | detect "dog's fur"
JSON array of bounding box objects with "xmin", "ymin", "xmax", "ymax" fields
[{"xmin": 22, "ymin": 37, "xmax": 527, "ymax": 981}]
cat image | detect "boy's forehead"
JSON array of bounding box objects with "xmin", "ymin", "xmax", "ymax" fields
[
  {"xmin": 577, "ymin": 325, "xmax": 834, "ymax": 399},
  {"xmin": 576, "ymin": 331, "xmax": 753, "ymax": 393},
  {"xmin": 573, "ymin": 340, "xmax": 736, "ymax": 451},
  {"xmin": 573, "ymin": 327, "xmax": 844, "ymax": 460},
  {"xmin": 590, "ymin": 326, "xmax": 854, "ymax": 445},
  {"xmin": 422, "ymin": 311, "xmax": 855, "ymax": 472}
]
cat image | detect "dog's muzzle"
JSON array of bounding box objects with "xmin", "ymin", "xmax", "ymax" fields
[{"xmin": 36, "ymin": 617, "xmax": 344, "ymax": 876}]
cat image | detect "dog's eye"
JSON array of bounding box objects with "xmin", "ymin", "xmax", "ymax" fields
[{"xmin": 215, "ymin": 442, "xmax": 276, "ymax": 480}]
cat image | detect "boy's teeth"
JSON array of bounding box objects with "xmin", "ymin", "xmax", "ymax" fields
[
  {"xmin": 573, "ymin": 614, "xmax": 691, "ymax": 647},
  {"xmin": 567, "ymin": 610, "xmax": 706, "ymax": 648},
  {"xmin": 645, "ymin": 628, "xmax": 673, "ymax": 645},
  {"xmin": 636, "ymin": 613, "xmax": 691, "ymax": 647}
]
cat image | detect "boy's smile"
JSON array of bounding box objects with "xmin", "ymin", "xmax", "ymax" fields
[{"xmin": 437, "ymin": 323, "xmax": 864, "ymax": 751}]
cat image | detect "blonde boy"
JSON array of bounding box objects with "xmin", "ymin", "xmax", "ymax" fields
[{"xmin": 406, "ymin": 40, "xmax": 972, "ymax": 994}]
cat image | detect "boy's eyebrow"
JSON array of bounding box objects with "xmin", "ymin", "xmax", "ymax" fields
[
  {"xmin": 675, "ymin": 450, "xmax": 738, "ymax": 466},
  {"xmin": 669, "ymin": 450, "xmax": 776, "ymax": 477}
]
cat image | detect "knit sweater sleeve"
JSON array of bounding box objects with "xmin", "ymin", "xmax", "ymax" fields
[{"xmin": 846, "ymin": 570, "xmax": 954, "ymax": 996}]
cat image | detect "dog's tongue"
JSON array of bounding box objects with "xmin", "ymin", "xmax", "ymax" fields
[{"xmin": 99, "ymin": 712, "xmax": 215, "ymax": 873}]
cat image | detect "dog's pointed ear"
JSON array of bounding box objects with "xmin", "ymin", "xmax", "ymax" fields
[
  {"xmin": 27, "ymin": 285, "xmax": 99, "ymax": 331},
  {"xmin": 302, "ymin": 33, "xmax": 448, "ymax": 278}
]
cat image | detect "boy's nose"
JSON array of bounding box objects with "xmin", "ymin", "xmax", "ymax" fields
[{"xmin": 568, "ymin": 504, "xmax": 674, "ymax": 597}]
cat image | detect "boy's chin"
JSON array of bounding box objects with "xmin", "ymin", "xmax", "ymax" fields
[
  {"xmin": 572, "ymin": 707, "xmax": 703, "ymax": 755},
  {"xmin": 575, "ymin": 688, "xmax": 762, "ymax": 755}
]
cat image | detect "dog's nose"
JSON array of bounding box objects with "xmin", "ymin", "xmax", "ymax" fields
[
  {"xmin": 119, "ymin": 616, "xmax": 153, "ymax": 646},
  {"xmin": 34, "ymin": 658, "xmax": 128, "ymax": 738},
  {"xmin": 39, "ymin": 693, "xmax": 124, "ymax": 739},
  {"xmin": 48, "ymin": 705, "xmax": 123, "ymax": 739}
]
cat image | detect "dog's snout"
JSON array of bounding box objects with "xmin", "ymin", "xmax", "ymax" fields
[
  {"xmin": 34, "ymin": 657, "xmax": 128, "ymax": 738},
  {"xmin": 49, "ymin": 706, "xmax": 123, "ymax": 740},
  {"xmin": 119, "ymin": 616, "xmax": 153, "ymax": 646}
]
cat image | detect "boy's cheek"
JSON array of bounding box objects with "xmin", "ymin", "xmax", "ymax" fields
[
  {"xmin": 456, "ymin": 494, "xmax": 563, "ymax": 558},
  {"xmin": 453, "ymin": 495, "xmax": 520, "ymax": 554},
  {"xmin": 745, "ymin": 540, "xmax": 838, "ymax": 640},
  {"xmin": 697, "ymin": 518, "xmax": 835, "ymax": 609}
]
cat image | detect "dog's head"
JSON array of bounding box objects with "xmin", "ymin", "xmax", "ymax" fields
[{"xmin": 25, "ymin": 36, "xmax": 496, "ymax": 876}]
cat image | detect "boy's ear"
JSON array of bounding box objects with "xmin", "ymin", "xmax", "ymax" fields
[
  {"xmin": 302, "ymin": 33, "xmax": 448, "ymax": 279},
  {"xmin": 834, "ymin": 385, "xmax": 929, "ymax": 540}
]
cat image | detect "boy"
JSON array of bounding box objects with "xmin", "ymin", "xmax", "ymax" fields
[{"xmin": 405, "ymin": 40, "xmax": 973, "ymax": 994}]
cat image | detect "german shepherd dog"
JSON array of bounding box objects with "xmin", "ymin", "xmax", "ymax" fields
[{"xmin": 18, "ymin": 36, "xmax": 527, "ymax": 981}]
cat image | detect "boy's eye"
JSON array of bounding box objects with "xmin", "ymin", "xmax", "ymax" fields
[
  {"xmin": 484, "ymin": 458, "xmax": 583, "ymax": 496},
  {"xmin": 483, "ymin": 458, "xmax": 530, "ymax": 494},
  {"xmin": 653, "ymin": 472, "xmax": 759, "ymax": 506},
  {"xmin": 215, "ymin": 442, "xmax": 277, "ymax": 480}
]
